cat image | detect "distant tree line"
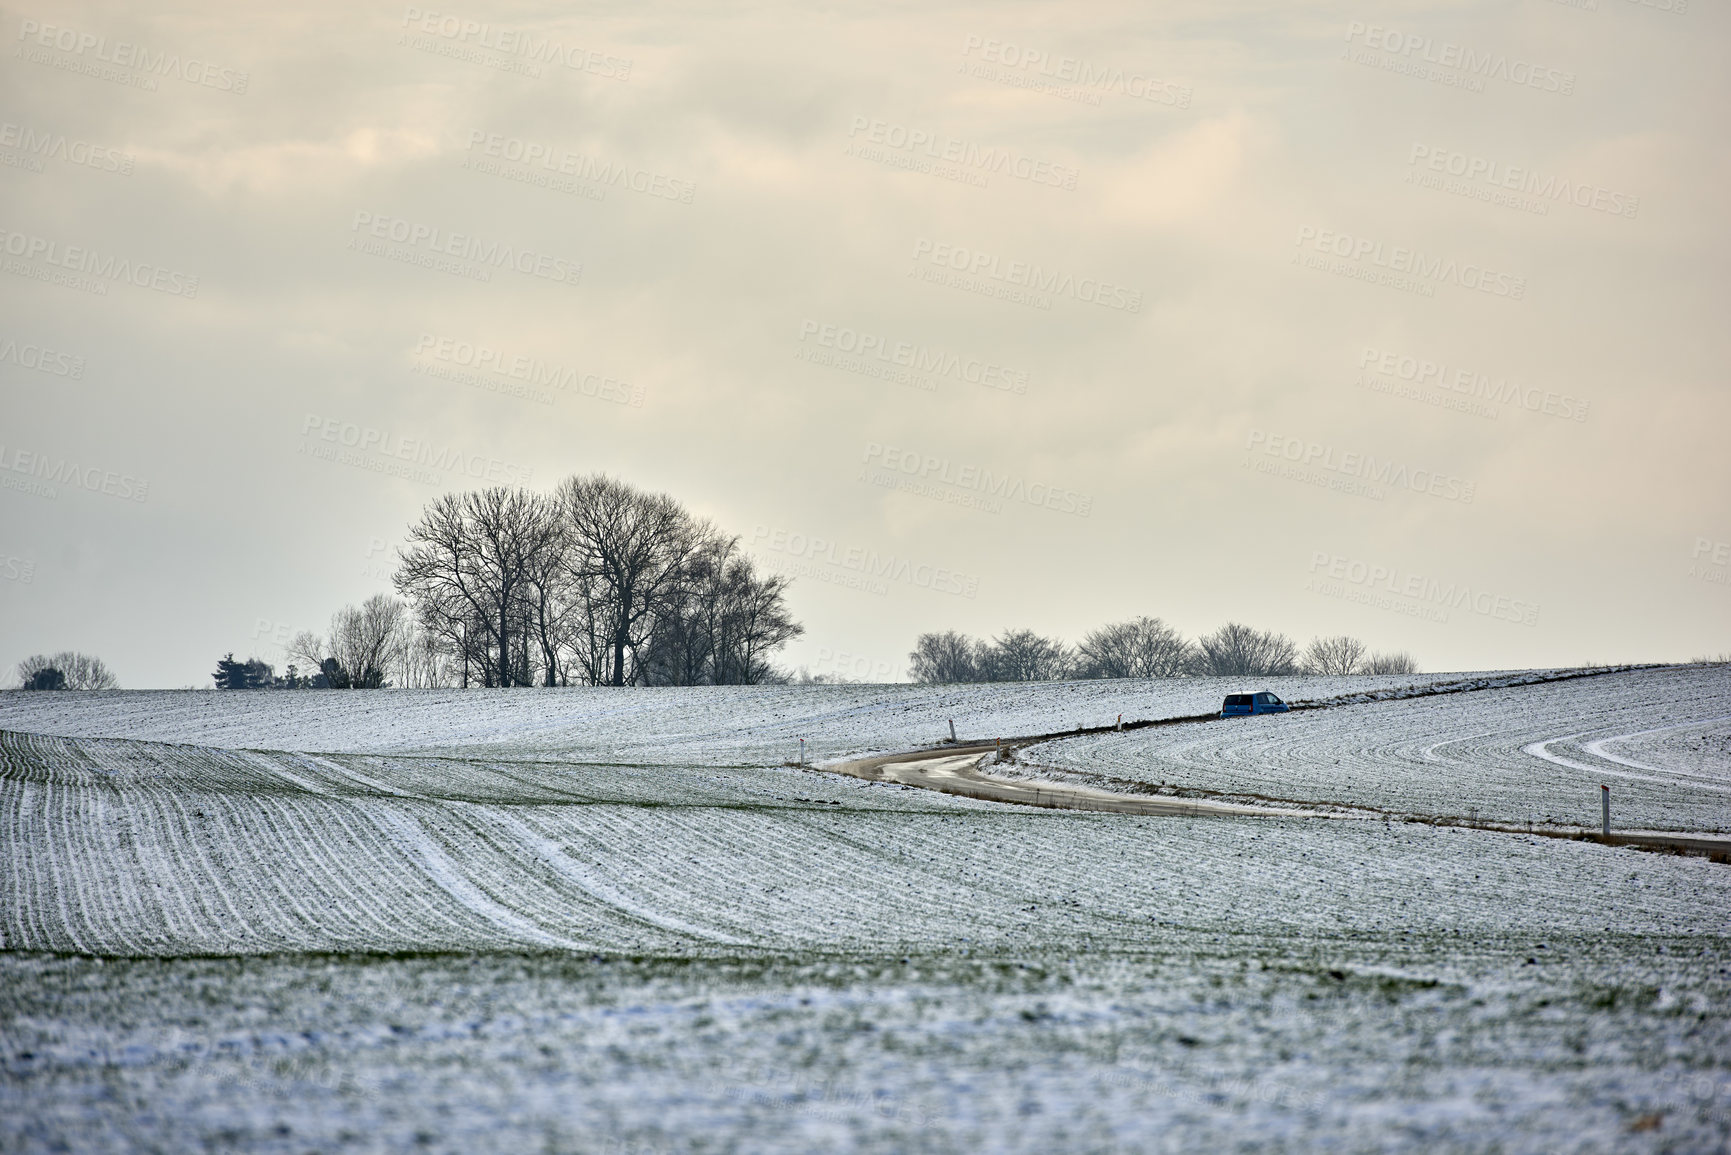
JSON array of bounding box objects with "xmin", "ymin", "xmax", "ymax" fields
[
  {"xmin": 212, "ymin": 654, "xmax": 299, "ymax": 690},
  {"xmin": 212, "ymin": 590, "xmax": 428, "ymax": 689},
  {"xmin": 215, "ymin": 475, "xmax": 803, "ymax": 690},
  {"xmin": 15, "ymin": 651, "xmax": 118, "ymax": 690},
  {"xmin": 908, "ymin": 618, "xmax": 1417, "ymax": 683}
]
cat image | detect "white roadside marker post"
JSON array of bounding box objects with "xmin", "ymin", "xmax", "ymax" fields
[
  {"xmin": 1116, "ymin": 714, "xmax": 1123, "ymax": 731},
  {"xmin": 1601, "ymin": 784, "xmax": 1610, "ymax": 838},
  {"xmin": 799, "ymin": 738, "xmax": 806, "ymax": 767},
  {"xmin": 949, "ymin": 718, "xmax": 956, "ymax": 743}
]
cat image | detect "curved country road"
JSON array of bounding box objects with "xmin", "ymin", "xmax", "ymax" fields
[
  {"xmin": 824, "ymin": 743, "xmax": 1317, "ymax": 818},
  {"xmin": 814, "ymin": 668, "xmax": 1731, "ymax": 862}
]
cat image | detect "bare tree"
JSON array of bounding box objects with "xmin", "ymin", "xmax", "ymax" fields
[
  {"xmin": 18, "ymin": 655, "xmax": 67, "ymax": 690},
  {"xmin": 396, "ymin": 488, "xmax": 558, "ymax": 687},
  {"xmin": 639, "ymin": 525, "xmax": 730, "ymax": 685},
  {"xmin": 406, "ymin": 586, "xmax": 491, "ymax": 689},
  {"xmin": 285, "ymin": 631, "xmax": 325, "ymax": 678},
  {"xmin": 1193, "ymin": 623, "xmax": 1298, "ymax": 677},
  {"xmin": 1364, "ymin": 650, "xmax": 1419, "ymax": 675},
  {"xmin": 639, "ymin": 533, "xmax": 803, "ymax": 686},
  {"xmin": 391, "ymin": 617, "xmax": 459, "ymax": 688},
  {"xmin": 519, "ymin": 500, "xmax": 578, "ymax": 686},
  {"xmin": 559, "ymin": 474, "xmax": 703, "ymax": 686},
  {"xmin": 328, "ymin": 594, "xmax": 407, "ymax": 688},
  {"xmin": 980, "ymin": 629, "xmax": 1075, "ymax": 682},
  {"xmin": 562, "ymin": 567, "xmax": 619, "ymax": 687},
  {"xmin": 285, "ymin": 598, "xmax": 406, "ymax": 689},
  {"xmin": 65, "ymin": 652, "xmax": 119, "ymax": 689},
  {"xmin": 396, "ymin": 493, "xmax": 491, "ymax": 686},
  {"xmin": 17, "ymin": 651, "xmax": 118, "ymax": 690},
  {"xmin": 908, "ymin": 631, "xmax": 982, "ymax": 683},
  {"xmin": 726, "ymin": 558, "xmax": 803, "ymax": 683},
  {"xmin": 1077, "ymin": 617, "xmax": 1195, "ymax": 678},
  {"xmin": 1301, "ymin": 635, "xmax": 1368, "ymax": 676}
]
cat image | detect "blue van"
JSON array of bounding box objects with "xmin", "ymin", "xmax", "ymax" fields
[{"xmin": 1221, "ymin": 691, "xmax": 1289, "ymax": 717}]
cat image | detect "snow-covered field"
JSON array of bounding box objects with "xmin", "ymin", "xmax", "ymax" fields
[
  {"xmin": 2, "ymin": 667, "xmax": 1729, "ymax": 1152},
  {"xmin": 0, "ymin": 670, "xmax": 1562, "ymax": 764},
  {"xmin": 1034, "ymin": 665, "xmax": 1731, "ymax": 833}
]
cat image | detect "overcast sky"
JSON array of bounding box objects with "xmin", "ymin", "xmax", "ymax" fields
[{"xmin": 2, "ymin": 0, "xmax": 1726, "ymax": 687}]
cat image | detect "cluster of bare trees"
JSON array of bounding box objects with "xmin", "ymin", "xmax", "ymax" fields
[
  {"xmin": 392, "ymin": 475, "xmax": 802, "ymax": 687},
  {"xmin": 908, "ymin": 628, "xmax": 1080, "ymax": 683},
  {"xmin": 909, "ymin": 618, "xmax": 1418, "ymax": 683},
  {"xmin": 282, "ymin": 594, "xmax": 434, "ymax": 689},
  {"xmin": 16, "ymin": 651, "xmax": 119, "ymax": 690},
  {"xmin": 212, "ymin": 476, "xmax": 801, "ymax": 691},
  {"xmin": 213, "ymin": 595, "xmax": 439, "ymax": 689}
]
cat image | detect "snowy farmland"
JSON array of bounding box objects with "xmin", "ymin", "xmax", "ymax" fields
[
  {"xmin": 0, "ymin": 669, "xmax": 1542, "ymax": 764},
  {"xmin": 1033, "ymin": 664, "xmax": 1731, "ymax": 834},
  {"xmin": 2, "ymin": 666, "xmax": 1729, "ymax": 1152}
]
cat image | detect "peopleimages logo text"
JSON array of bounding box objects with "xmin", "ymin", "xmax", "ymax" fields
[
  {"xmin": 400, "ymin": 7, "xmax": 630, "ymax": 79},
  {"xmin": 1358, "ymin": 346, "xmax": 1588, "ymax": 421},
  {"xmin": 348, "ymin": 212, "xmax": 580, "ymax": 286},
  {"xmin": 1309, "ymin": 551, "xmax": 1539, "ymax": 626},
  {"xmin": 413, "ymin": 334, "xmax": 642, "ymax": 407},
  {"xmin": 464, "ymin": 132, "xmax": 694, "ymax": 203},
  {"xmin": 300, "ymin": 414, "xmax": 534, "ymax": 485},
  {"xmin": 0, "ymin": 226, "xmax": 199, "ymax": 297},
  {"xmin": 1295, "ymin": 226, "xmax": 1525, "ymax": 300},
  {"xmin": 862, "ymin": 442, "xmax": 1091, "ymax": 516},
  {"xmin": 1343, "ymin": 22, "xmax": 1574, "ymax": 94},
  {"xmin": 1247, "ymin": 429, "xmax": 1475, "ymax": 503},
  {"xmin": 1691, "ymin": 536, "xmax": 1729, "ymax": 588},
  {"xmin": 911, "ymin": 238, "xmax": 1142, "ymax": 312},
  {"xmin": 1694, "ymin": 538, "xmax": 1730, "ymax": 567},
  {"xmin": 1407, "ymin": 144, "xmax": 1637, "ymax": 219},
  {"xmin": 798, "ymin": 320, "xmax": 1027, "ymax": 394},
  {"xmin": 751, "ymin": 525, "xmax": 979, "ymax": 599},
  {"xmin": 0, "ymin": 334, "xmax": 84, "ymax": 378},
  {"xmin": 0, "ymin": 442, "xmax": 149, "ymax": 502},
  {"xmin": 16, "ymin": 19, "xmax": 249, "ymax": 92},
  {"xmin": 847, "ymin": 117, "xmax": 1077, "ymax": 190},
  {"xmin": 959, "ymin": 36, "xmax": 1191, "ymax": 107},
  {"xmin": 0, "ymin": 121, "xmax": 133, "ymax": 174},
  {"xmin": 0, "ymin": 551, "xmax": 36, "ymax": 584}
]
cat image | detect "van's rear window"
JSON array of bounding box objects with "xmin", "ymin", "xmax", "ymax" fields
[{"xmin": 1225, "ymin": 695, "xmax": 1252, "ymax": 706}]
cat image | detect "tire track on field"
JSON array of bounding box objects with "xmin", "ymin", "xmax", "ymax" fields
[
  {"xmin": 362, "ymin": 805, "xmax": 582, "ymax": 951},
  {"xmin": 1523, "ymin": 733, "xmax": 1731, "ymax": 795},
  {"xmin": 517, "ymin": 806, "xmax": 761, "ymax": 947},
  {"xmin": 325, "ymin": 800, "xmax": 512, "ymax": 951},
  {"xmin": 472, "ymin": 807, "xmax": 751, "ymax": 946},
  {"xmin": 1581, "ymin": 715, "xmax": 1731, "ymax": 787}
]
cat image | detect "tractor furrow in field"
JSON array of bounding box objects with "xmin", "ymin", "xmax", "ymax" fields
[
  {"xmin": 472, "ymin": 805, "xmax": 750, "ymax": 947},
  {"xmin": 0, "ymin": 780, "xmax": 45, "ymax": 950},
  {"xmin": 360, "ymin": 804, "xmax": 582, "ymax": 950},
  {"xmin": 253, "ymin": 794, "xmax": 382, "ymax": 944}
]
